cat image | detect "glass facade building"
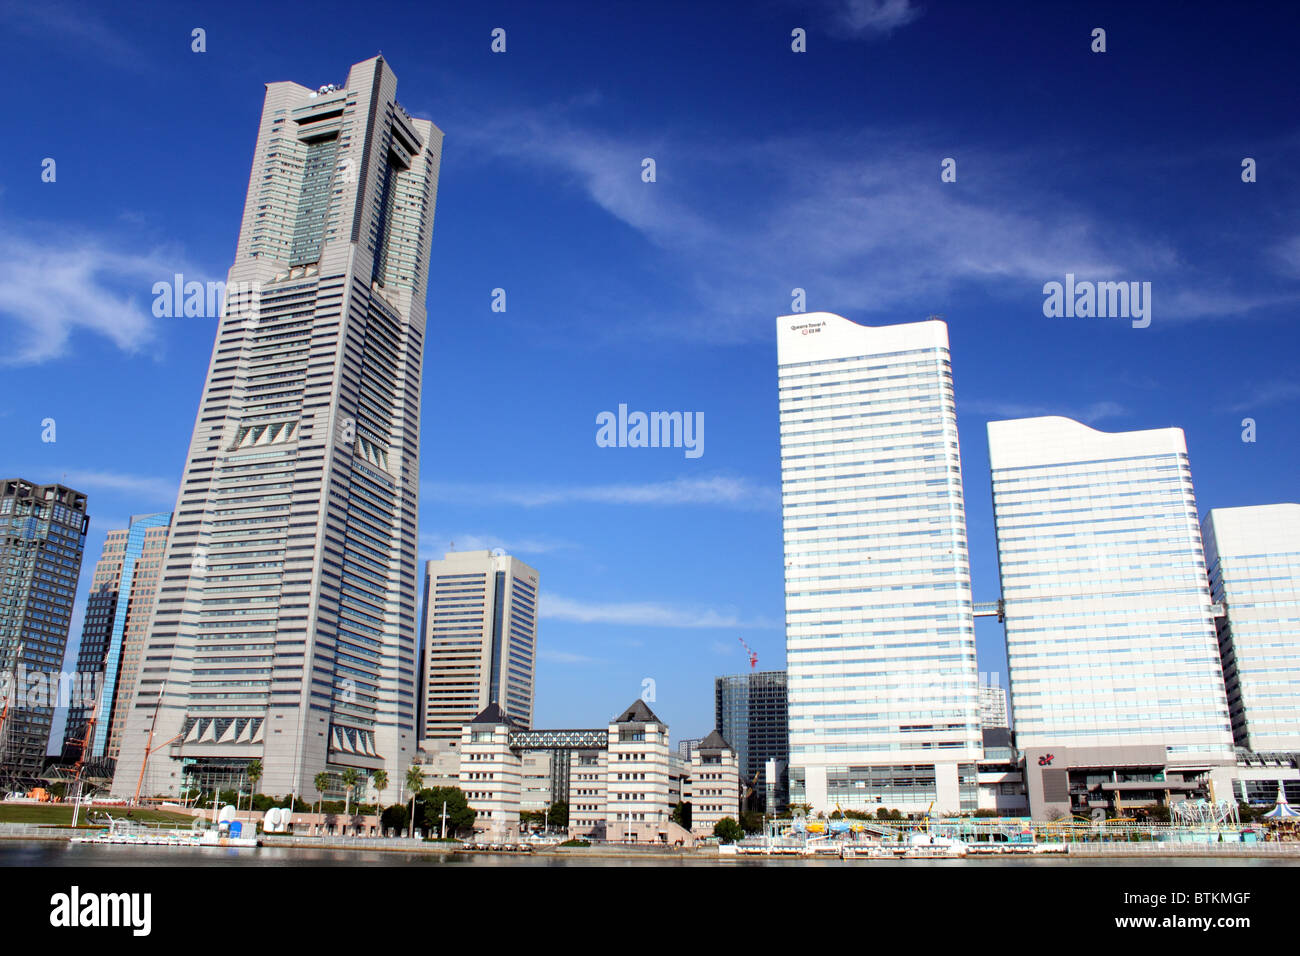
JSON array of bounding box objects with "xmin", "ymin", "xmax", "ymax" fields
[
  {"xmin": 63, "ymin": 512, "xmax": 170, "ymax": 766},
  {"xmin": 112, "ymin": 57, "xmax": 442, "ymax": 803},
  {"xmin": 987, "ymin": 416, "xmax": 1234, "ymax": 758},
  {"xmin": 715, "ymin": 670, "xmax": 789, "ymax": 811},
  {"xmin": 777, "ymin": 313, "xmax": 981, "ymax": 813},
  {"xmin": 1202, "ymin": 504, "xmax": 1300, "ymax": 752},
  {"xmin": 0, "ymin": 479, "xmax": 89, "ymax": 778}
]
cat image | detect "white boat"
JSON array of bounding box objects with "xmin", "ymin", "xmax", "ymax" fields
[
  {"xmin": 900, "ymin": 832, "xmax": 968, "ymax": 858},
  {"xmin": 72, "ymin": 815, "xmax": 259, "ymax": 849}
]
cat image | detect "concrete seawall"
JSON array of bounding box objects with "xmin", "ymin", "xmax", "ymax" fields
[{"xmin": 1068, "ymin": 841, "xmax": 1300, "ymax": 858}]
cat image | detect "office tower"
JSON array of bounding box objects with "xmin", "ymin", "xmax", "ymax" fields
[
  {"xmin": 1203, "ymin": 504, "xmax": 1300, "ymax": 752},
  {"xmin": 0, "ymin": 479, "xmax": 88, "ymax": 778},
  {"xmin": 979, "ymin": 682, "xmax": 1009, "ymax": 731},
  {"xmin": 777, "ymin": 313, "xmax": 982, "ymax": 813},
  {"xmin": 419, "ymin": 550, "xmax": 539, "ymax": 744},
  {"xmin": 715, "ymin": 670, "xmax": 788, "ymax": 811},
  {"xmin": 988, "ymin": 417, "xmax": 1234, "ymax": 758},
  {"xmin": 676, "ymin": 737, "xmax": 703, "ymax": 760},
  {"xmin": 113, "ymin": 57, "xmax": 442, "ymax": 803},
  {"xmin": 62, "ymin": 512, "xmax": 170, "ymax": 768},
  {"xmin": 61, "ymin": 529, "xmax": 126, "ymax": 762}
]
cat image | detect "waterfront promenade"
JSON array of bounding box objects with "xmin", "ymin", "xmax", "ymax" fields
[{"xmin": 4, "ymin": 823, "xmax": 1299, "ymax": 863}]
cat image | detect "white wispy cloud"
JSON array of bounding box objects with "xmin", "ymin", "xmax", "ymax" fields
[
  {"xmin": 824, "ymin": 0, "xmax": 922, "ymax": 37},
  {"xmin": 541, "ymin": 593, "xmax": 778, "ymax": 629},
  {"xmin": 458, "ymin": 98, "xmax": 1300, "ymax": 341},
  {"xmin": 31, "ymin": 469, "xmax": 178, "ymax": 504},
  {"xmin": 0, "ymin": 222, "xmax": 190, "ymax": 365},
  {"xmin": 422, "ymin": 475, "xmax": 777, "ymax": 510},
  {"xmin": 1227, "ymin": 380, "xmax": 1300, "ymax": 413},
  {"xmin": 418, "ymin": 531, "xmax": 578, "ymax": 555},
  {"xmin": 1272, "ymin": 234, "xmax": 1300, "ymax": 277},
  {"xmin": 1159, "ymin": 285, "xmax": 1300, "ymax": 321},
  {"xmin": 460, "ymin": 109, "xmax": 1219, "ymax": 342},
  {"xmin": 960, "ymin": 398, "xmax": 1129, "ymax": 424},
  {"xmin": 539, "ymin": 648, "xmax": 601, "ymax": 665},
  {"xmin": 0, "ymin": 1, "xmax": 145, "ymax": 69}
]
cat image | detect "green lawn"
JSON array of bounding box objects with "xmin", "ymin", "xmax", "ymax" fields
[{"xmin": 0, "ymin": 804, "xmax": 196, "ymax": 827}]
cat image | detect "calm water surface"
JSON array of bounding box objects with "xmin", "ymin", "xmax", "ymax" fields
[{"xmin": 1, "ymin": 840, "xmax": 1292, "ymax": 867}]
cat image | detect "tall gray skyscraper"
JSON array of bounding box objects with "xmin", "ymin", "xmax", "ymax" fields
[
  {"xmin": 0, "ymin": 479, "xmax": 89, "ymax": 779},
  {"xmin": 113, "ymin": 57, "xmax": 441, "ymax": 803},
  {"xmin": 419, "ymin": 550, "xmax": 539, "ymax": 745}
]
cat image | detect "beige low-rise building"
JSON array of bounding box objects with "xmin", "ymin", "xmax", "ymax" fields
[
  {"xmin": 453, "ymin": 699, "xmax": 694, "ymax": 845},
  {"xmin": 686, "ymin": 730, "xmax": 740, "ymax": 837},
  {"xmin": 569, "ymin": 750, "xmax": 608, "ymax": 839},
  {"xmin": 604, "ymin": 700, "xmax": 676, "ymax": 843},
  {"xmin": 458, "ymin": 704, "xmax": 523, "ymax": 840},
  {"xmin": 521, "ymin": 750, "xmax": 553, "ymax": 811}
]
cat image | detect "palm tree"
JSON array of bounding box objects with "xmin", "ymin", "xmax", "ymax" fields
[
  {"xmin": 405, "ymin": 764, "xmax": 423, "ymax": 839},
  {"xmin": 246, "ymin": 760, "xmax": 262, "ymax": 815},
  {"xmin": 341, "ymin": 767, "xmax": 361, "ymax": 826},
  {"xmin": 371, "ymin": 769, "xmax": 388, "ymax": 835},
  {"xmin": 313, "ymin": 771, "xmax": 330, "ymax": 821}
]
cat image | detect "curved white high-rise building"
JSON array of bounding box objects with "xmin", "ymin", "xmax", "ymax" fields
[
  {"xmin": 987, "ymin": 416, "xmax": 1234, "ymax": 759},
  {"xmin": 777, "ymin": 313, "xmax": 982, "ymax": 814},
  {"xmin": 1202, "ymin": 504, "xmax": 1300, "ymax": 753},
  {"xmin": 113, "ymin": 56, "xmax": 441, "ymax": 804}
]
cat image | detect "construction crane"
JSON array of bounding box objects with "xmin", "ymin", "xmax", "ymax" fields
[
  {"xmin": 69, "ymin": 703, "xmax": 100, "ymax": 827},
  {"xmin": 738, "ymin": 637, "xmax": 757, "ymax": 670},
  {"xmin": 132, "ymin": 680, "xmax": 184, "ymax": 806},
  {"xmin": 740, "ymin": 768, "xmax": 761, "ymax": 812},
  {"xmin": 0, "ymin": 680, "xmax": 10, "ymax": 790}
]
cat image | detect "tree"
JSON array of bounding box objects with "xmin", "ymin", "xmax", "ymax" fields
[
  {"xmin": 405, "ymin": 765, "xmax": 423, "ymax": 839},
  {"xmin": 246, "ymin": 760, "xmax": 262, "ymax": 815},
  {"xmin": 670, "ymin": 801, "xmax": 692, "ymax": 830},
  {"xmin": 713, "ymin": 817, "xmax": 744, "ymax": 844},
  {"xmin": 370, "ymin": 769, "xmax": 388, "ymax": 827},
  {"xmin": 739, "ymin": 811, "xmax": 764, "ymax": 834},
  {"xmin": 547, "ymin": 800, "xmax": 568, "ymax": 829},
  {"xmin": 416, "ymin": 787, "xmax": 476, "ymax": 838},
  {"xmin": 341, "ymin": 767, "xmax": 361, "ymax": 821},
  {"xmin": 381, "ymin": 804, "xmax": 409, "ymax": 834},
  {"xmin": 313, "ymin": 771, "xmax": 330, "ymax": 820}
]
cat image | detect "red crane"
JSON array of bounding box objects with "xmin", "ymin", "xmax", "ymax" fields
[{"xmin": 738, "ymin": 637, "xmax": 757, "ymax": 670}]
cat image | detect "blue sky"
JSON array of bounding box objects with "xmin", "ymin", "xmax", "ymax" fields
[{"xmin": 2, "ymin": 0, "xmax": 1298, "ymax": 744}]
